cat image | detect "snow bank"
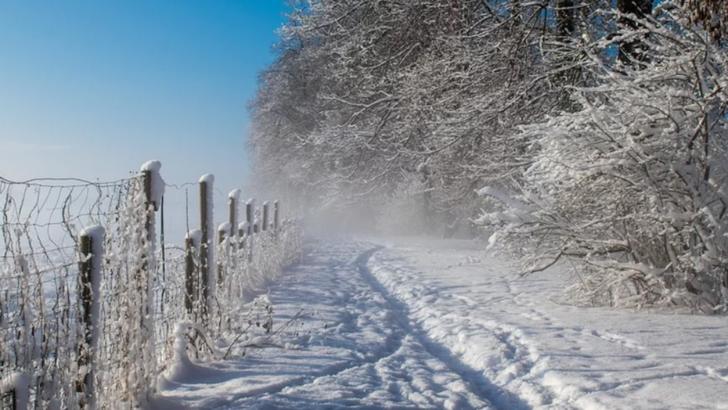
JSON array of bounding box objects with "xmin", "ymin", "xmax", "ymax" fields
[
  {"xmin": 159, "ymin": 322, "xmax": 195, "ymax": 389},
  {"xmin": 368, "ymin": 238, "xmax": 728, "ymax": 410}
]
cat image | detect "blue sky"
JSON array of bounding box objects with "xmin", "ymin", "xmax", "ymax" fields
[{"xmin": 0, "ymin": 0, "xmax": 288, "ymax": 192}]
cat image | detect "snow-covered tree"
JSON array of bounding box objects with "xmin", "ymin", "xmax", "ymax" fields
[
  {"xmin": 480, "ymin": 3, "xmax": 728, "ymax": 311},
  {"xmin": 249, "ymin": 0, "xmax": 727, "ymax": 311},
  {"xmin": 249, "ymin": 0, "xmax": 595, "ymax": 233},
  {"xmin": 680, "ymin": 0, "xmax": 728, "ymax": 41}
]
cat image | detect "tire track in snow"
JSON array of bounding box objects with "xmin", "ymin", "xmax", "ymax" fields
[
  {"xmin": 208, "ymin": 247, "xmax": 408, "ymax": 408},
  {"xmin": 354, "ymin": 247, "xmax": 531, "ymax": 410},
  {"xmin": 210, "ymin": 243, "xmax": 491, "ymax": 409}
]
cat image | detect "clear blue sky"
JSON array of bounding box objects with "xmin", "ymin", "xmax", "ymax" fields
[{"xmin": 0, "ymin": 0, "xmax": 288, "ymax": 192}]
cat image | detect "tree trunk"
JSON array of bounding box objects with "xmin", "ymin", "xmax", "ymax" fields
[
  {"xmin": 680, "ymin": 0, "xmax": 727, "ymax": 41},
  {"xmin": 557, "ymin": 0, "xmax": 576, "ymax": 37},
  {"xmin": 512, "ymin": 0, "xmax": 521, "ymax": 20},
  {"xmin": 617, "ymin": 0, "xmax": 652, "ymax": 64}
]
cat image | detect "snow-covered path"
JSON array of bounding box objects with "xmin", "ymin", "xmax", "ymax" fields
[
  {"xmin": 368, "ymin": 238, "xmax": 728, "ymax": 410},
  {"xmin": 156, "ymin": 238, "xmax": 728, "ymax": 409},
  {"xmin": 156, "ymin": 241, "xmax": 495, "ymax": 409}
]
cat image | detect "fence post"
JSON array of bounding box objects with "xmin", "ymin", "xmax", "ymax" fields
[
  {"xmin": 228, "ymin": 190, "xmax": 240, "ymax": 237},
  {"xmin": 77, "ymin": 225, "xmax": 104, "ymax": 409},
  {"xmin": 199, "ymin": 175, "xmax": 215, "ymax": 321},
  {"xmin": 217, "ymin": 223, "xmax": 230, "ymax": 285},
  {"xmin": 184, "ymin": 231, "xmax": 200, "ymax": 316},
  {"xmin": 140, "ymin": 162, "xmax": 162, "ymax": 261},
  {"xmin": 245, "ymin": 199, "xmax": 254, "ymax": 236},
  {"xmin": 238, "ymin": 222, "xmax": 253, "ymax": 261},
  {"xmin": 262, "ymin": 202, "xmax": 269, "ymax": 232},
  {"xmin": 273, "ymin": 201, "xmax": 280, "ymax": 237},
  {"xmin": 139, "ymin": 161, "xmax": 162, "ymax": 372},
  {"xmin": 238, "ymin": 222, "xmax": 248, "ymax": 250}
]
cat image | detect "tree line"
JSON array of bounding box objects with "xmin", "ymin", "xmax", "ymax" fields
[{"xmin": 249, "ymin": 1, "xmax": 728, "ymax": 312}]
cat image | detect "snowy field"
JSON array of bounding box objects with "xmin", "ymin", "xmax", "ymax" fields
[{"xmin": 155, "ymin": 238, "xmax": 728, "ymax": 409}]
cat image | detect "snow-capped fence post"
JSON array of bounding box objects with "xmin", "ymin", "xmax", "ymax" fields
[
  {"xmin": 226, "ymin": 190, "xmax": 240, "ymax": 285},
  {"xmin": 139, "ymin": 163, "xmax": 163, "ymax": 334},
  {"xmin": 198, "ymin": 175, "xmax": 216, "ymax": 323},
  {"xmin": 238, "ymin": 222, "xmax": 249, "ymax": 252},
  {"xmin": 77, "ymin": 225, "xmax": 104, "ymax": 409},
  {"xmin": 184, "ymin": 231, "xmax": 199, "ymax": 317},
  {"xmin": 217, "ymin": 223, "xmax": 230, "ymax": 284},
  {"xmin": 246, "ymin": 200, "xmax": 255, "ymax": 262},
  {"xmin": 229, "ymin": 190, "xmax": 240, "ymax": 238},
  {"xmin": 245, "ymin": 199, "xmax": 254, "ymax": 236},
  {"xmin": 140, "ymin": 162, "xmax": 163, "ymax": 266},
  {"xmin": 273, "ymin": 201, "xmax": 280, "ymax": 236},
  {"xmin": 262, "ymin": 201, "xmax": 270, "ymax": 232}
]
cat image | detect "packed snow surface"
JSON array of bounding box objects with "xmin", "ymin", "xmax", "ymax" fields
[{"xmin": 155, "ymin": 238, "xmax": 728, "ymax": 409}]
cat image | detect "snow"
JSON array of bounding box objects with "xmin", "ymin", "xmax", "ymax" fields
[
  {"xmin": 238, "ymin": 222, "xmax": 249, "ymax": 237},
  {"xmin": 159, "ymin": 322, "xmax": 196, "ymax": 388},
  {"xmin": 228, "ymin": 189, "xmax": 241, "ymax": 201},
  {"xmin": 186, "ymin": 229, "xmax": 202, "ymax": 249},
  {"xmin": 140, "ymin": 160, "xmax": 165, "ymax": 206},
  {"xmin": 80, "ymin": 224, "xmax": 105, "ymax": 242},
  {"xmin": 198, "ymin": 173, "xmax": 215, "ymax": 184},
  {"xmin": 154, "ymin": 238, "xmax": 728, "ymax": 409},
  {"xmin": 218, "ymin": 222, "xmax": 232, "ymax": 237},
  {"xmin": 155, "ymin": 242, "xmax": 494, "ymax": 409},
  {"xmin": 368, "ymin": 237, "xmax": 728, "ymax": 409}
]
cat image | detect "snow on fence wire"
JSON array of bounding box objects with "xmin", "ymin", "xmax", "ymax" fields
[{"xmin": 0, "ymin": 162, "xmax": 303, "ymax": 409}]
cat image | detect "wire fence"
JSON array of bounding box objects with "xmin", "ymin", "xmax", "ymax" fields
[{"xmin": 0, "ymin": 163, "xmax": 303, "ymax": 409}]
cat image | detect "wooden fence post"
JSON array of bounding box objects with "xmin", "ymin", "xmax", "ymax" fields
[
  {"xmin": 184, "ymin": 231, "xmax": 199, "ymax": 316},
  {"xmin": 238, "ymin": 222, "xmax": 248, "ymax": 250},
  {"xmin": 228, "ymin": 190, "xmax": 240, "ymax": 237},
  {"xmin": 262, "ymin": 202, "xmax": 269, "ymax": 232},
  {"xmin": 139, "ymin": 161, "xmax": 162, "ymax": 367},
  {"xmin": 199, "ymin": 175, "xmax": 215, "ymax": 321},
  {"xmin": 245, "ymin": 199, "xmax": 254, "ymax": 236},
  {"xmin": 227, "ymin": 190, "xmax": 240, "ymax": 280},
  {"xmin": 273, "ymin": 201, "xmax": 280, "ymax": 236},
  {"xmin": 140, "ymin": 164, "xmax": 161, "ymax": 270},
  {"xmin": 217, "ymin": 223, "xmax": 230, "ymax": 284},
  {"xmin": 77, "ymin": 226, "xmax": 104, "ymax": 409}
]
